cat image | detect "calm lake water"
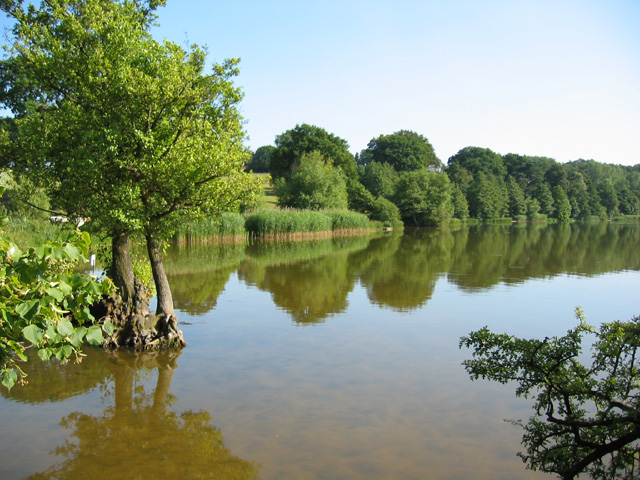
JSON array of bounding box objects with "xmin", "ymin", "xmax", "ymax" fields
[{"xmin": 2, "ymin": 222, "xmax": 639, "ymax": 480}]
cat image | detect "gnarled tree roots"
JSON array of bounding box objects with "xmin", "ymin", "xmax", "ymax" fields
[{"xmin": 92, "ymin": 287, "xmax": 186, "ymax": 350}]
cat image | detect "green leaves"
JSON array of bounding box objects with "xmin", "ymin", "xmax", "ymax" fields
[
  {"xmin": 86, "ymin": 325, "xmax": 104, "ymax": 346},
  {"xmin": 460, "ymin": 310, "xmax": 640, "ymax": 479},
  {"xmin": 22, "ymin": 325, "xmax": 45, "ymax": 345},
  {"xmin": 15, "ymin": 299, "xmax": 39, "ymax": 320},
  {"xmin": 2, "ymin": 368, "xmax": 17, "ymax": 390},
  {"xmin": 1, "ymin": 231, "xmax": 115, "ymax": 390},
  {"xmin": 56, "ymin": 318, "xmax": 74, "ymax": 336},
  {"xmin": 68, "ymin": 327, "xmax": 87, "ymax": 348}
]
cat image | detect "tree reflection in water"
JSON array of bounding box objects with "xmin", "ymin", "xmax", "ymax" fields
[
  {"xmin": 4, "ymin": 350, "xmax": 259, "ymax": 480},
  {"xmin": 163, "ymin": 222, "xmax": 640, "ymax": 325}
]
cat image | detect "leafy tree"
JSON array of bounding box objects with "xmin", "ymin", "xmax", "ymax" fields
[
  {"xmin": 617, "ymin": 186, "xmax": 639, "ymax": 215},
  {"xmin": 0, "ymin": 170, "xmax": 50, "ymax": 218},
  {"xmin": 526, "ymin": 197, "xmax": 541, "ymax": 219},
  {"xmin": 467, "ymin": 171, "xmax": 508, "ymax": 219},
  {"xmin": 506, "ymin": 175, "xmax": 527, "ymax": 217},
  {"xmin": 451, "ymin": 183, "xmax": 469, "ymax": 220},
  {"xmin": 565, "ymin": 170, "xmax": 590, "ymax": 219},
  {"xmin": 274, "ymin": 151, "xmax": 348, "ymax": 210},
  {"xmin": 360, "ymin": 160, "xmax": 399, "ymax": 199},
  {"xmin": 369, "ymin": 196, "xmax": 401, "ymax": 225},
  {"xmin": 1, "ymin": 0, "xmax": 260, "ymax": 345},
  {"xmin": 586, "ymin": 182, "xmax": 606, "ymax": 218},
  {"xmin": 346, "ymin": 179, "xmax": 376, "ymax": 214},
  {"xmin": 544, "ymin": 163, "xmax": 568, "ymax": 190},
  {"xmin": 461, "ymin": 309, "xmax": 640, "ymax": 480},
  {"xmin": 503, "ymin": 153, "xmax": 555, "ymax": 197},
  {"xmin": 448, "ymin": 146, "xmax": 507, "ymax": 179},
  {"xmin": 393, "ymin": 169, "xmax": 454, "ymax": 226},
  {"xmin": 446, "ymin": 161, "xmax": 474, "ymax": 195},
  {"xmin": 360, "ymin": 130, "xmax": 440, "ymax": 172},
  {"xmin": 534, "ymin": 183, "xmax": 555, "ymax": 217},
  {"xmin": 246, "ymin": 145, "xmax": 275, "ymax": 173},
  {"xmin": 343, "ymin": 178, "xmax": 401, "ymax": 225},
  {"xmin": 598, "ymin": 180, "xmax": 620, "ymax": 217},
  {"xmin": 269, "ymin": 124, "xmax": 357, "ymax": 181},
  {"xmin": 552, "ymin": 185, "xmax": 571, "ymax": 222}
]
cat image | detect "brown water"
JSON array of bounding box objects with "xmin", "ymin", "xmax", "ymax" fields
[{"xmin": 2, "ymin": 222, "xmax": 639, "ymax": 479}]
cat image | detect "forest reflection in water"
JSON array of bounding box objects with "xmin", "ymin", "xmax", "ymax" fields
[
  {"xmin": 166, "ymin": 221, "xmax": 640, "ymax": 323},
  {"xmin": 1, "ymin": 222, "xmax": 639, "ymax": 479}
]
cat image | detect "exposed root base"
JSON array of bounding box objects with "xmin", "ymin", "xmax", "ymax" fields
[{"xmin": 92, "ymin": 291, "xmax": 186, "ymax": 350}]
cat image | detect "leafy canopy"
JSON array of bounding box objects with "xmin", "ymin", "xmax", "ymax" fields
[
  {"xmin": 270, "ymin": 124, "xmax": 357, "ymax": 181},
  {"xmin": 1, "ymin": 0, "xmax": 260, "ymax": 239},
  {"xmin": 460, "ymin": 308, "xmax": 640, "ymax": 480},
  {"xmin": 361, "ymin": 130, "xmax": 440, "ymax": 172},
  {"xmin": 393, "ymin": 169, "xmax": 454, "ymax": 226},
  {"xmin": 274, "ymin": 151, "xmax": 348, "ymax": 210}
]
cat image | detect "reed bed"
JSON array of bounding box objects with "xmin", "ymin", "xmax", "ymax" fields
[
  {"xmin": 245, "ymin": 209, "xmax": 373, "ymax": 239},
  {"xmin": 170, "ymin": 209, "xmax": 377, "ymax": 242},
  {"xmin": 174, "ymin": 213, "xmax": 246, "ymax": 243},
  {"xmin": 326, "ymin": 210, "xmax": 372, "ymax": 231}
]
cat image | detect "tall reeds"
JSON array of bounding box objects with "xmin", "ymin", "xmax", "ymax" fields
[
  {"xmin": 244, "ymin": 209, "xmax": 373, "ymax": 239},
  {"xmin": 173, "ymin": 213, "xmax": 246, "ymax": 243}
]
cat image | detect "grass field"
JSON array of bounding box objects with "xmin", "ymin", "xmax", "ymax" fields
[{"xmin": 255, "ymin": 173, "xmax": 278, "ymax": 209}]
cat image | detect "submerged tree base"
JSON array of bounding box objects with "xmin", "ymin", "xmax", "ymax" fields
[{"xmin": 91, "ymin": 282, "xmax": 186, "ymax": 350}]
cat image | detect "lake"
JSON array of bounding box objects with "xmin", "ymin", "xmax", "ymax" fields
[{"xmin": 1, "ymin": 222, "xmax": 639, "ymax": 479}]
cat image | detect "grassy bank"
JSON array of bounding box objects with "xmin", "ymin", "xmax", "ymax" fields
[{"xmin": 1, "ymin": 216, "xmax": 72, "ymax": 249}]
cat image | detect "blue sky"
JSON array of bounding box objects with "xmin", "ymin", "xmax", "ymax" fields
[
  {"xmin": 3, "ymin": 1, "xmax": 639, "ymax": 166},
  {"xmin": 150, "ymin": 0, "xmax": 640, "ymax": 166}
]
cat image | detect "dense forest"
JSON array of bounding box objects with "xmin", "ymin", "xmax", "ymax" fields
[{"xmin": 247, "ymin": 124, "xmax": 640, "ymax": 226}]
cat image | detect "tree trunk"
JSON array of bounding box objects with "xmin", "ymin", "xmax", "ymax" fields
[
  {"xmin": 145, "ymin": 233, "xmax": 174, "ymax": 316},
  {"xmin": 93, "ymin": 233, "xmax": 186, "ymax": 349},
  {"xmin": 110, "ymin": 232, "xmax": 135, "ymax": 313}
]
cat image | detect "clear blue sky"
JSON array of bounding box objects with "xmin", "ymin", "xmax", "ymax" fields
[
  {"xmin": 3, "ymin": 1, "xmax": 639, "ymax": 166},
  {"xmin": 150, "ymin": 0, "xmax": 640, "ymax": 166}
]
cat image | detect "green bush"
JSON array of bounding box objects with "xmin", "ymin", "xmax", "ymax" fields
[
  {"xmin": 0, "ymin": 231, "xmax": 116, "ymax": 390},
  {"xmin": 275, "ymin": 151, "xmax": 349, "ymax": 210},
  {"xmin": 369, "ymin": 197, "xmax": 401, "ymax": 225}
]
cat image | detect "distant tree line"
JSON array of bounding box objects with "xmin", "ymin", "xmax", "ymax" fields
[{"xmin": 248, "ymin": 124, "xmax": 640, "ymax": 226}]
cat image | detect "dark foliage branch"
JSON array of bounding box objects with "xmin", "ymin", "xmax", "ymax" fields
[{"xmin": 460, "ymin": 309, "xmax": 640, "ymax": 480}]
